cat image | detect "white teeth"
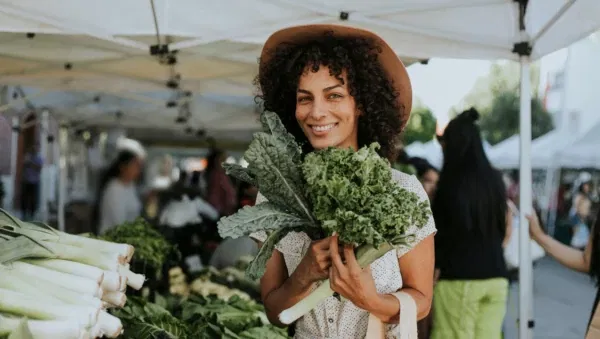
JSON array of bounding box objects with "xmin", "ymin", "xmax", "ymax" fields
[{"xmin": 312, "ymin": 124, "xmax": 335, "ymax": 132}]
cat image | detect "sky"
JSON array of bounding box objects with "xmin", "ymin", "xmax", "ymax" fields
[{"xmin": 407, "ymin": 58, "xmax": 492, "ymax": 126}]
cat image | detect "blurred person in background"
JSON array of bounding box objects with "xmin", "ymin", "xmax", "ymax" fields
[
  {"xmin": 569, "ymin": 172, "xmax": 593, "ymax": 249},
  {"xmin": 238, "ymin": 181, "xmax": 258, "ymax": 208},
  {"xmin": 20, "ymin": 144, "xmax": 43, "ymax": 220},
  {"xmin": 204, "ymin": 148, "xmax": 237, "ymax": 217},
  {"xmin": 431, "ymin": 108, "xmax": 511, "ymax": 339},
  {"xmin": 528, "ymin": 208, "xmax": 600, "ymax": 335},
  {"xmin": 411, "ymin": 157, "xmax": 439, "ymax": 200},
  {"xmin": 96, "ymin": 150, "xmax": 144, "ymax": 234}
]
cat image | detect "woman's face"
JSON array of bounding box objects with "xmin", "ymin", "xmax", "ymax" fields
[
  {"xmin": 421, "ymin": 169, "xmax": 439, "ymax": 198},
  {"xmin": 295, "ymin": 66, "xmax": 359, "ymax": 151},
  {"xmin": 121, "ymin": 158, "xmax": 142, "ymax": 182},
  {"xmin": 582, "ymin": 182, "xmax": 591, "ymax": 194}
]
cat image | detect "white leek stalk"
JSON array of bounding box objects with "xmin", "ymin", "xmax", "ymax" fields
[
  {"xmin": 23, "ymin": 259, "xmax": 104, "ymax": 284},
  {"xmin": 53, "ymin": 232, "xmax": 134, "ymax": 263},
  {"xmin": 0, "ymin": 269, "xmax": 102, "ymax": 309},
  {"xmin": 0, "ymin": 314, "xmax": 87, "ymax": 339},
  {"xmin": 119, "ymin": 274, "xmax": 128, "ymax": 292},
  {"xmin": 0, "ymin": 288, "xmax": 99, "ymax": 328},
  {"xmin": 101, "ymin": 271, "xmax": 122, "ymax": 292},
  {"xmin": 98, "ymin": 311, "xmax": 123, "ymax": 338},
  {"xmin": 102, "ymin": 291, "xmax": 126, "ymax": 308},
  {"xmin": 118, "ymin": 264, "xmax": 145, "ymax": 290},
  {"xmin": 39, "ymin": 241, "xmax": 122, "ymax": 271},
  {"xmin": 8, "ymin": 261, "xmax": 102, "ymax": 298}
]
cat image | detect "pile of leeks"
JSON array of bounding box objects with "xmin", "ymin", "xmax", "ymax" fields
[{"xmin": 0, "ymin": 209, "xmax": 146, "ymax": 339}]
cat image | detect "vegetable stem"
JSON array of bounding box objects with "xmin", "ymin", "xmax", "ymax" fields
[
  {"xmin": 0, "ymin": 288, "xmax": 99, "ymax": 327},
  {"xmin": 278, "ymin": 242, "xmax": 393, "ymax": 324},
  {"xmin": 118, "ymin": 264, "xmax": 145, "ymax": 290},
  {"xmin": 0, "ymin": 314, "xmax": 86, "ymax": 339}
]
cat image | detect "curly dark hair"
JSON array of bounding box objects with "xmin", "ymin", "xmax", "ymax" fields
[{"xmin": 255, "ymin": 32, "xmax": 405, "ymax": 161}]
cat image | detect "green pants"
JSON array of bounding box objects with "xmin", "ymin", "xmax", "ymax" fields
[{"xmin": 431, "ymin": 278, "xmax": 508, "ymax": 339}]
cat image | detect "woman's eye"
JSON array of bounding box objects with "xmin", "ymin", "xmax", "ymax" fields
[
  {"xmin": 297, "ymin": 97, "xmax": 311, "ymax": 103},
  {"xmin": 328, "ymin": 93, "xmax": 343, "ymax": 100}
]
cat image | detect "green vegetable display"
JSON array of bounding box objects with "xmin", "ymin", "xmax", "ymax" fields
[
  {"xmin": 111, "ymin": 294, "xmax": 289, "ymax": 339},
  {"xmin": 218, "ymin": 111, "xmax": 431, "ymax": 324},
  {"xmin": 99, "ymin": 218, "xmax": 177, "ymax": 273}
]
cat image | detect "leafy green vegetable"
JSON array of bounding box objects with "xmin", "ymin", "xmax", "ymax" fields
[
  {"xmin": 100, "ymin": 218, "xmax": 177, "ymax": 271},
  {"xmin": 218, "ymin": 112, "xmax": 320, "ymax": 279},
  {"xmin": 303, "ymin": 143, "xmax": 430, "ymax": 248}
]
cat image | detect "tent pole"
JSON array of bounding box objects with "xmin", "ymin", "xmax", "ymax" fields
[
  {"xmin": 518, "ymin": 55, "xmax": 534, "ymax": 339},
  {"xmin": 10, "ymin": 117, "xmax": 19, "ymax": 212},
  {"xmin": 38, "ymin": 110, "xmax": 49, "ymax": 223}
]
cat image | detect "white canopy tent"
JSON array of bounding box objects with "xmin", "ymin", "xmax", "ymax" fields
[
  {"xmin": 556, "ymin": 119, "xmax": 600, "ymax": 168},
  {"xmin": 1, "ymin": 1, "xmax": 600, "ymax": 337},
  {"xmin": 488, "ymin": 130, "xmax": 562, "ymax": 169}
]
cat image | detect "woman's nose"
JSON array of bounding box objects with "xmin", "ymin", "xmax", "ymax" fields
[{"xmin": 309, "ymin": 98, "xmax": 327, "ymax": 120}]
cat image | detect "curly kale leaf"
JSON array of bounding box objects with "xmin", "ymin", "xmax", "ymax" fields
[{"xmin": 302, "ymin": 143, "xmax": 430, "ymax": 248}]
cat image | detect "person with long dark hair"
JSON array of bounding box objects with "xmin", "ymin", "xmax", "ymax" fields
[
  {"xmin": 528, "ymin": 207, "xmax": 600, "ymax": 334},
  {"xmin": 430, "ymin": 108, "xmax": 510, "ymax": 339},
  {"xmin": 97, "ymin": 150, "xmax": 143, "ymax": 234},
  {"xmin": 204, "ymin": 148, "xmax": 237, "ymax": 217}
]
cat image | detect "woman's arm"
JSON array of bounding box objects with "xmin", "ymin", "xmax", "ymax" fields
[
  {"xmin": 503, "ymin": 206, "xmax": 513, "ymax": 248},
  {"xmin": 338, "ymin": 234, "xmax": 435, "ymax": 324},
  {"xmin": 395, "ymin": 234, "xmax": 435, "ymax": 321},
  {"xmin": 528, "ymin": 214, "xmax": 592, "ymax": 273},
  {"xmin": 260, "ymin": 237, "xmax": 334, "ymax": 327}
]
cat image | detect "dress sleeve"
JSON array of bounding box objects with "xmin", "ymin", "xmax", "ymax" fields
[{"xmin": 394, "ymin": 173, "xmax": 437, "ymax": 258}]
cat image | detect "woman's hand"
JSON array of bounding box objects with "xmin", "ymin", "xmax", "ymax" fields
[
  {"xmin": 328, "ymin": 235, "xmax": 379, "ymax": 311},
  {"xmin": 526, "ymin": 213, "xmax": 545, "ymax": 242},
  {"xmin": 293, "ymin": 237, "xmax": 336, "ymax": 287}
]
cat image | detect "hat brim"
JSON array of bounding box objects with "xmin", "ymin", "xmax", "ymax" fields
[{"xmin": 260, "ymin": 24, "xmax": 412, "ymax": 127}]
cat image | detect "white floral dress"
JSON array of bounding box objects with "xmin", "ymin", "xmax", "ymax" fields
[{"xmin": 251, "ymin": 170, "xmax": 437, "ymax": 339}]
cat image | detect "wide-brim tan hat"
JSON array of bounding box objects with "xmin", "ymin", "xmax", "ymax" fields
[{"xmin": 260, "ymin": 24, "xmax": 412, "ymax": 127}]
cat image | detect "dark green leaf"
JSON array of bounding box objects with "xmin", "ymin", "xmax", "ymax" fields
[
  {"xmin": 245, "ymin": 227, "xmax": 300, "ymax": 280},
  {"xmin": 223, "ymin": 163, "xmax": 256, "ymax": 187},
  {"xmin": 218, "ymin": 203, "xmax": 310, "ymax": 240}
]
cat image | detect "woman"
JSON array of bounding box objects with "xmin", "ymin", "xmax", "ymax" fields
[
  {"xmin": 204, "ymin": 148, "xmax": 237, "ymax": 217},
  {"xmin": 250, "ymin": 25, "xmax": 436, "ymax": 338},
  {"xmin": 528, "ymin": 208, "xmax": 600, "ymax": 332},
  {"xmin": 569, "ymin": 172, "xmax": 593, "ymax": 249},
  {"xmin": 97, "ymin": 150, "xmax": 143, "ymax": 234},
  {"xmin": 431, "ymin": 109, "xmax": 510, "ymax": 339},
  {"xmin": 412, "ymin": 158, "xmax": 439, "ymax": 200}
]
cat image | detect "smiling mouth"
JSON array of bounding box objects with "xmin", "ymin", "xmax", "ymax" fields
[{"xmin": 310, "ymin": 123, "xmax": 338, "ymax": 133}]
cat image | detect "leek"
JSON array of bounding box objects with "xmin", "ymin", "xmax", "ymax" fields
[
  {"xmin": 118, "ymin": 264, "xmax": 145, "ymax": 290},
  {"xmin": 97, "ymin": 311, "xmax": 123, "ymax": 338},
  {"xmin": 0, "ymin": 288, "xmax": 99, "ymax": 328},
  {"xmin": 101, "ymin": 270, "xmax": 122, "ymax": 292},
  {"xmin": 0, "ymin": 268, "xmax": 102, "ymax": 309},
  {"xmin": 0, "ymin": 314, "xmax": 86, "ymax": 339},
  {"xmin": 102, "ymin": 291, "xmax": 126, "ymax": 308},
  {"xmin": 23, "ymin": 258, "xmax": 104, "ymax": 284},
  {"xmin": 278, "ymin": 243, "xmax": 393, "ymax": 325},
  {"xmin": 8, "ymin": 261, "xmax": 102, "ymax": 298}
]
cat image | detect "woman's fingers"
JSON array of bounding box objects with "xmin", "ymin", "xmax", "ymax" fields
[
  {"xmin": 329, "ymin": 235, "xmax": 347, "ymax": 275},
  {"xmin": 343, "ymin": 245, "xmax": 361, "ymax": 274}
]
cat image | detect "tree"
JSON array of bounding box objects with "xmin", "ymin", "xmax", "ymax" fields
[
  {"xmin": 479, "ymin": 89, "xmax": 553, "ymax": 145},
  {"xmin": 451, "ymin": 60, "xmax": 552, "ymax": 145},
  {"xmin": 452, "ymin": 61, "xmax": 541, "ymax": 117},
  {"xmin": 402, "ymin": 105, "xmax": 437, "ymax": 146}
]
